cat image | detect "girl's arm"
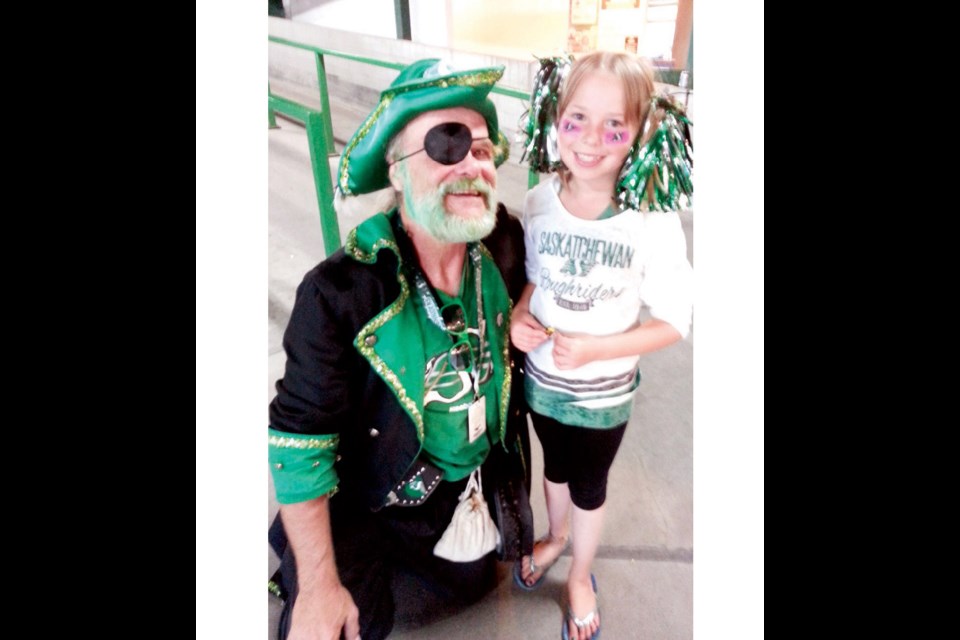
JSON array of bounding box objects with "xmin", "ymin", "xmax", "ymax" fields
[
  {"xmin": 510, "ymin": 282, "xmax": 552, "ymax": 353},
  {"xmin": 551, "ymin": 318, "xmax": 682, "ymax": 370}
]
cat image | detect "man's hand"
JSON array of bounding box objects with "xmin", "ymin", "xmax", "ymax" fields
[
  {"xmin": 279, "ymin": 497, "xmax": 361, "ymax": 640},
  {"xmin": 288, "ymin": 582, "xmax": 360, "ymax": 640}
]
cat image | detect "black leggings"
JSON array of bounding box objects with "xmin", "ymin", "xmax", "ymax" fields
[{"xmin": 531, "ymin": 411, "xmax": 627, "ymax": 511}]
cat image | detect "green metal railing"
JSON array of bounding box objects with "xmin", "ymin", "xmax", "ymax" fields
[
  {"xmin": 268, "ymin": 90, "xmax": 342, "ymax": 257},
  {"xmin": 268, "ymin": 37, "xmax": 536, "ymax": 255},
  {"xmin": 268, "ymin": 38, "xmax": 411, "ymax": 256}
]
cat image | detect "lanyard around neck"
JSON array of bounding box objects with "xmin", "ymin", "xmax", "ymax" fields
[{"xmin": 394, "ymin": 216, "xmax": 486, "ymax": 394}]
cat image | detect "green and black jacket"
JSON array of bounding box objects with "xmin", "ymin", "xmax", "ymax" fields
[{"xmin": 268, "ymin": 206, "xmax": 527, "ymax": 512}]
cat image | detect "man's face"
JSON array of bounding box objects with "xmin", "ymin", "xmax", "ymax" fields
[{"xmin": 388, "ymin": 107, "xmax": 498, "ymax": 243}]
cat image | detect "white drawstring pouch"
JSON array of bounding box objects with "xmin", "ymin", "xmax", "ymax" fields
[{"xmin": 433, "ymin": 467, "xmax": 501, "ymax": 562}]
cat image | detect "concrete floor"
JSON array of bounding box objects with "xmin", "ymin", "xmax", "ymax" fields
[{"xmin": 266, "ymin": 81, "xmax": 694, "ymax": 639}]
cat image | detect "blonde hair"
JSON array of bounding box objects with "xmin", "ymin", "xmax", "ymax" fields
[{"xmin": 558, "ymin": 51, "xmax": 657, "ymax": 143}]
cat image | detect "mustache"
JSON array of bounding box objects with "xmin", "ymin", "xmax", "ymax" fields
[{"xmin": 439, "ymin": 178, "xmax": 495, "ymax": 207}]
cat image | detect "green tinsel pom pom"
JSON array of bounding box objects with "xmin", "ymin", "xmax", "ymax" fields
[
  {"xmin": 519, "ymin": 55, "xmax": 573, "ymax": 174},
  {"xmin": 616, "ymin": 94, "xmax": 694, "ymax": 212}
]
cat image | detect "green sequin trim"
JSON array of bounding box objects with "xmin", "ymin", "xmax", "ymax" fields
[
  {"xmin": 383, "ymin": 69, "xmax": 504, "ymax": 100},
  {"xmin": 339, "ymin": 96, "xmax": 393, "ymax": 194},
  {"xmin": 350, "ymin": 254, "xmax": 424, "ymax": 442},
  {"xmin": 499, "ymin": 300, "xmax": 512, "ymax": 443},
  {"xmin": 267, "ymin": 580, "xmax": 283, "ymax": 599},
  {"xmin": 345, "ymin": 218, "xmax": 425, "ymax": 440},
  {"xmin": 268, "ymin": 434, "xmax": 339, "ymax": 449},
  {"xmin": 346, "ymin": 231, "xmax": 397, "ymax": 265},
  {"xmin": 494, "ymin": 129, "xmax": 510, "ymax": 166},
  {"xmin": 354, "ymin": 279, "xmax": 424, "ymax": 441}
]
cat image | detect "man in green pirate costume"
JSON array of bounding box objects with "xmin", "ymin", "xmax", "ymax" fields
[{"xmin": 268, "ymin": 59, "xmax": 531, "ymax": 640}]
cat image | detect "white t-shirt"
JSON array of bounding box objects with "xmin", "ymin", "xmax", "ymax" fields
[{"xmin": 522, "ymin": 175, "xmax": 693, "ymax": 428}]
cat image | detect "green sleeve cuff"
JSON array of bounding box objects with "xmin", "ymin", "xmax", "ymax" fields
[{"xmin": 268, "ymin": 428, "xmax": 340, "ymax": 504}]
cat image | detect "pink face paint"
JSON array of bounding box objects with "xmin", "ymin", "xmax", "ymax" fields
[
  {"xmin": 604, "ymin": 130, "xmax": 629, "ymax": 145},
  {"xmin": 560, "ymin": 119, "xmax": 581, "ymax": 135}
]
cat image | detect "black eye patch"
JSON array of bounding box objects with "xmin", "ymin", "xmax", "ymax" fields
[
  {"xmin": 392, "ymin": 122, "xmax": 482, "ymax": 166},
  {"xmin": 422, "ymin": 122, "xmax": 474, "ymax": 165}
]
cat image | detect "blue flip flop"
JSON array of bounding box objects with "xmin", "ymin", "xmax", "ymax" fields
[{"xmin": 561, "ymin": 574, "xmax": 600, "ymax": 640}]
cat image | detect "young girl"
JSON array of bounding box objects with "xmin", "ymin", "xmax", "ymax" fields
[{"xmin": 511, "ymin": 52, "xmax": 694, "ymax": 640}]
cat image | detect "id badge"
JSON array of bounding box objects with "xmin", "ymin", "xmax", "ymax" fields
[{"xmin": 467, "ymin": 395, "xmax": 486, "ymax": 443}]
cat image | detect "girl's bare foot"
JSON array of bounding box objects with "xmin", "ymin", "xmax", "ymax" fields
[
  {"xmin": 519, "ymin": 533, "xmax": 568, "ymax": 587},
  {"xmin": 566, "ymin": 574, "xmax": 599, "ymax": 640}
]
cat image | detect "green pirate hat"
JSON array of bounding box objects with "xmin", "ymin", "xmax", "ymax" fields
[{"xmin": 337, "ymin": 59, "xmax": 509, "ymax": 196}]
